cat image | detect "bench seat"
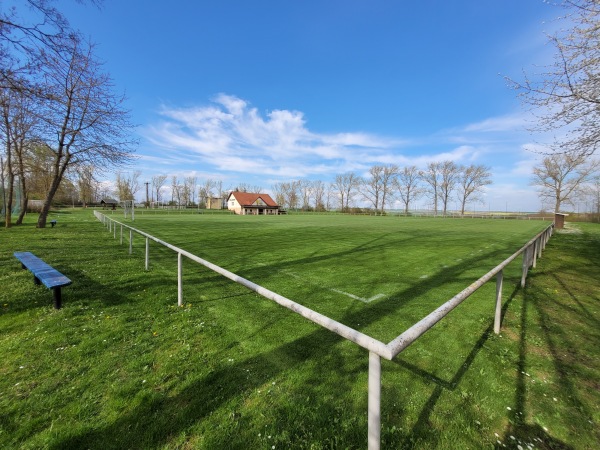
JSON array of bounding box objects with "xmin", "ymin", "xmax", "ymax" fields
[{"xmin": 14, "ymin": 251, "xmax": 72, "ymax": 308}]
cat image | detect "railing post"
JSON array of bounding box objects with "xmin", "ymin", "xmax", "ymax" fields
[
  {"xmin": 145, "ymin": 237, "xmax": 149, "ymax": 271},
  {"xmin": 532, "ymin": 239, "xmax": 538, "ymax": 269},
  {"xmin": 129, "ymin": 230, "xmax": 133, "ymax": 255},
  {"xmin": 521, "ymin": 246, "xmax": 529, "ymax": 288},
  {"xmin": 178, "ymin": 252, "xmax": 183, "ymax": 307},
  {"xmin": 120, "ymin": 225, "xmax": 123, "ymax": 245},
  {"xmin": 368, "ymin": 351, "xmax": 381, "ymax": 450},
  {"xmin": 494, "ymin": 270, "xmax": 503, "ymax": 334}
]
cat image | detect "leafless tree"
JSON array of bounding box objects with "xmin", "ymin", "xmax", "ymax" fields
[
  {"xmin": 437, "ymin": 161, "xmax": 461, "ymax": 214},
  {"xmin": 395, "ymin": 165, "xmax": 423, "ymax": 214},
  {"xmin": 457, "ymin": 164, "xmax": 492, "ymax": 215},
  {"xmin": 509, "ymin": 0, "xmax": 600, "ymax": 156},
  {"xmin": 334, "ymin": 172, "xmax": 361, "ymax": 212},
  {"xmin": 531, "ymin": 153, "xmax": 600, "ymax": 212},
  {"xmin": 361, "ymin": 166, "xmax": 384, "ymax": 211},
  {"xmin": 33, "ymin": 35, "xmax": 135, "ymax": 227},
  {"xmin": 420, "ymin": 162, "xmax": 442, "ymax": 214},
  {"xmin": 312, "ymin": 180, "xmax": 326, "ymax": 211},
  {"xmin": 151, "ymin": 174, "xmax": 167, "ymax": 203}
]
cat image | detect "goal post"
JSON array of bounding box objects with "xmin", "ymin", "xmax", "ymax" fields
[{"xmin": 123, "ymin": 199, "xmax": 135, "ymax": 221}]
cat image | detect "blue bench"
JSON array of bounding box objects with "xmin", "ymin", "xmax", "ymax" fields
[{"xmin": 14, "ymin": 252, "xmax": 72, "ymax": 309}]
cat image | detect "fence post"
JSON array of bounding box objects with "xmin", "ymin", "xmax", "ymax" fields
[
  {"xmin": 145, "ymin": 237, "xmax": 149, "ymax": 271},
  {"xmin": 521, "ymin": 246, "xmax": 529, "ymax": 288},
  {"xmin": 120, "ymin": 225, "xmax": 123, "ymax": 245},
  {"xmin": 129, "ymin": 230, "xmax": 133, "ymax": 255},
  {"xmin": 494, "ymin": 270, "xmax": 503, "ymax": 334},
  {"xmin": 532, "ymin": 239, "xmax": 539, "ymax": 269},
  {"xmin": 114, "ymin": 221, "xmax": 116, "ymax": 239},
  {"xmin": 178, "ymin": 252, "xmax": 183, "ymax": 306},
  {"xmin": 368, "ymin": 351, "xmax": 381, "ymax": 450}
]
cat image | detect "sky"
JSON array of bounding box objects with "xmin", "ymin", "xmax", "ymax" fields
[{"xmin": 50, "ymin": 0, "xmax": 569, "ymax": 211}]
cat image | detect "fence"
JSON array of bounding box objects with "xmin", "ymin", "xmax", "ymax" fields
[{"xmin": 93, "ymin": 210, "xmax": 554, "ymax": 450}]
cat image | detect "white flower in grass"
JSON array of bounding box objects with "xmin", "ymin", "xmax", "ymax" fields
[{"xmin": 507, "ymin": 406, "xmax": 512, "ymax": 411}]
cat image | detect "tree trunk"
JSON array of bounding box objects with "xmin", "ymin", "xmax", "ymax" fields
[{"xmin": 37, "ymin": 155, "xmax": 69, "ymax": 228}]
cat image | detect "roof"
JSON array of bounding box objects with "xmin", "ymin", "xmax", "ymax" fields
[
  {"xmin": 100, "ymin": 198, "xmax": 119, "ymax": 204},
  {"xmin": 227, "ymin": 191, "xmax": 278, "ymax": 207}
]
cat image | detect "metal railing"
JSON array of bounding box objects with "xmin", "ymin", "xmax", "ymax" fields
[{"xmin": 94, "ymin": 210, "xmax": 553, "ymax": 449}]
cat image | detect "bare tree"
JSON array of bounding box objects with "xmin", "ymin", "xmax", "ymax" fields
[
  {"xmin": 457, "ymin": 164, "xmax": 492, "ymax": 215},
  {"xmin": 151, "ymin": 174, "xmax": 167, "ymax": 203},
  {"xmin": 531, "ymin": 153, "xmax": 600, "ymax": 212},
  {"xmin": 509, "ymin": 0, "xmax": 600, "ymax": 156},
  {"xmin": 362, "ymin": 165, "xmax": 384, "ymax": 211},
  {"xmin": 312, "ymin": 180, "xmax": 326, "ymax": 211},
  {"xmin": 437, "ymin": 161, "xmax": 461, "ymax": 214},
  {"xmin": 34, "ymin": 35, "xmax": 135, "ymax": 227},
  {"xmin": 420, "ymin": 162, "xmax": 442, "ymax": 214},
  {"xmin": 334, "ymin": 172, "xmax": 361, "ymax": 212},
  {"xmin": 395, "ymin": 165, "xmax": 423, "ymax": 214}
]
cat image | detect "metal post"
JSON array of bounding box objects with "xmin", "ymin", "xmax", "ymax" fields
[
  {"xmin": 178, "ymin": 252, "xmax": 183, "ymax": 306},
  {"xmin": 129, "ymin": 230, "xmax": 133, "ymax": 255},
  {"xmin": 532, "ymin": 239, "xmax": 538, "ymax": 269},
  {"xmin": 494, "ymin": 270, "xmax": 503, "ymax": 334},
  {"xmin": 145, "ymin": 237, "xmax": 149, "ymax": 271},
  {"xmin": 368, "ymin": 351, "xmax": 381, "ymax": 450},
  {"xmin": 521, "ymin": 246, "xmax": 529, "ymax": 288}
]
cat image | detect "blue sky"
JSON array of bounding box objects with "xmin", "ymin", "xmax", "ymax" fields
[{"xmin": 56, "ymin": 0, "xmax": 564, "ymax": 211}]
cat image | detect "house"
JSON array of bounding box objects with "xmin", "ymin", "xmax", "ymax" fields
[{"xmin": 226, "ymin": 191, "xmax": 280, "ymax": 215}]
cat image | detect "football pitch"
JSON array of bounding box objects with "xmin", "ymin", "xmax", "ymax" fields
[
  {"xmin": 124, "ymin": 212, "xmax": 550, "ymax": 343},
  {"xmin": 4, "ymin": 210, "xmax": 598, "ymax": 449}
]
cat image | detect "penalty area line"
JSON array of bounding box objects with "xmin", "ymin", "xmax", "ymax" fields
[{"xmin": 283, "ymin": 271, "xmax": 385, "ymax": 303}]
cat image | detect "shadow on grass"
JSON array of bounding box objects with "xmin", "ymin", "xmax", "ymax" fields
[{"xmin": 47, "ymin": 218, "xmax": 556, "ymax": 448}]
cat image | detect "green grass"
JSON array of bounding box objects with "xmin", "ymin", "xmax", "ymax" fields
[{"xmin": 0, "ymin": 210, "xmax": 598, "ymax": 449}]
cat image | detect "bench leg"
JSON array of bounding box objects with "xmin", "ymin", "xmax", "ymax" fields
[
  {"xmin": 53, "ymin": 287, "xmax": 62, "ymax": 309},
  {"xmin": 34, "ymin": 276, "xmax": 41, "ymax": 285}
]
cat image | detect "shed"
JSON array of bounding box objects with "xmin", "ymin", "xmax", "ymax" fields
[{"xmin": 100, "ymin": 198, "xmax": 119, "ymax": 210}]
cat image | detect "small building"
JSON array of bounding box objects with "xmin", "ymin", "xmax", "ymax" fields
[
  {"xmin": 554, "ymin": 212, "xmax": 568, "ymax": 229},
  {"xmin": 100, "ymin": 198, "xmax": 119, "ymax": 210},
  {"xmin": 205, "ymin": 196, "xmax": 224, "ymax": 210},
  {"xmin": 226, "ymin": 191, "xmax": 280, "ymax": 215}
]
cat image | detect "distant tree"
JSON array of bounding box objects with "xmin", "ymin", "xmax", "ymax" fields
[
  {"xmin": 420, "ymin": 162, "xmax": 442, "ymax": 214},
  {"xmin": 457, "ymin": 164, "xmax": 492, "ymax": 215},
  {"xmin": 75, "ymin": 164, "xmax": 98, "ymax": 207},
  {"xmin": 115, "ymin": 171, "xmax": 141, "ymax": 201},
  {"xmin": 151, "ymin": 174, "xmax": 167, "ymax": 203},
  {"xmin": 395, "ymin": 165, "xmax": 423, "ymax": 214},
  {"xmin": 334, "ymin": 172, "xmax": 361, "ymax": 212},
  {"xmin": 271, "ymin": 182, "xmax": 286, "ymax": 207},
  {"xmin": 312, "ymin": 180, "xmax": 326, "ymax": 211},
  {"xmin": 531, "ymin": 153, "xmax": 600, "ymax": 212},
  {"xmin": 510, "ymin": 0, "xmax": 600, "ymax": 156},
  {"xmin": 438, "ymin": 161, "xmax": 461, "ymax": 214}
]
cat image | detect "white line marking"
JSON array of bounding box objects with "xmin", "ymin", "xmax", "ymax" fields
[{"xmin": 284, "ymin": 271, "xmax": 385, "ymax": 303}]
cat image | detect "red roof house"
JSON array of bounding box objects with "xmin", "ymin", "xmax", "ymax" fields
[{"xmin": 226, "ymin": 191, "xmax": 280, "ymax": 215}]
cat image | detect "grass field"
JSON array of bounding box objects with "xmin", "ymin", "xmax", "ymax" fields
[{"xmin": 1, "ymin": 210, "xmax": 598, "ymax": 449}]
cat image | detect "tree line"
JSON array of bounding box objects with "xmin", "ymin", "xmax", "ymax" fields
[{"xmin": 272, "ymin": 162, "xmax": 492, "ymax": 214}]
